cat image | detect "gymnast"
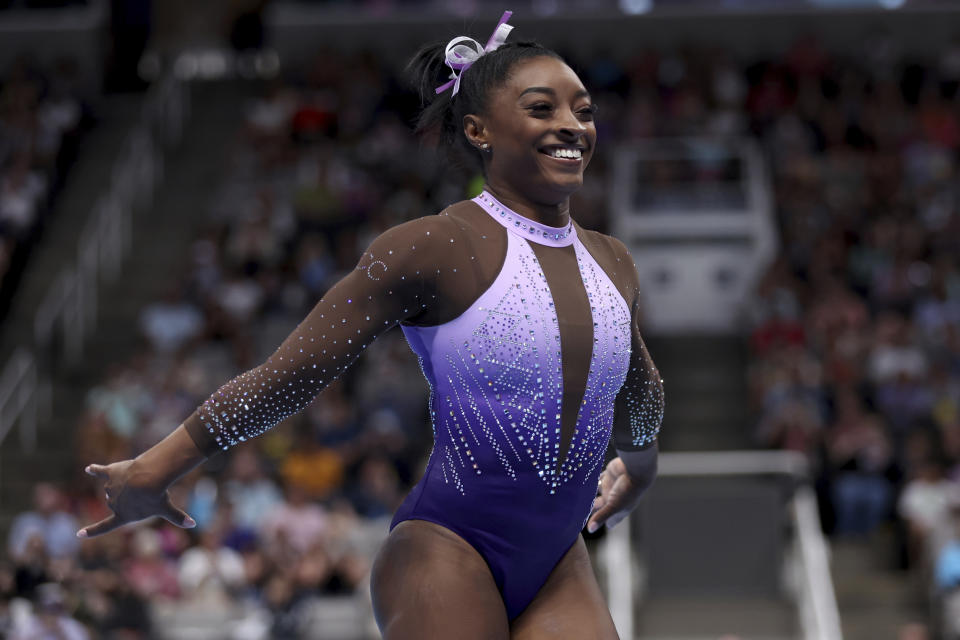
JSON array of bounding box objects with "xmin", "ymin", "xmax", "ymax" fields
[{"xmin": 78, "ymin": 11, "xmax": 664, "ymax": 638}]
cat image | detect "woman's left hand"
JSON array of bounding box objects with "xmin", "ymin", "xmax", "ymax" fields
[{"xmin": 586, "ymin": 457, "xmax": 642, "ymax": 533}]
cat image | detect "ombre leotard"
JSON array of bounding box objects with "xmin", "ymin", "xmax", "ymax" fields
[{"xmin": 185, "ymin": 191, "xmax": 663, "ymax": 619}]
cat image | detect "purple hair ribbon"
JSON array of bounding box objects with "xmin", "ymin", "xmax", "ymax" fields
[{"xmin": 435, "ymin": 10, "xmax": 514, "ymax": 96}]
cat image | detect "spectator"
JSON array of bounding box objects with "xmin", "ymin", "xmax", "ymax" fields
[
  {"xmin": 9, "ymin": 582, "xmax": 89, "ymax": 640},
  {"xmin": 7, "ymin": 483, "xmax": 78, "ymax": 562},
  {"xmin": 826, "ymin": 390, "xmax": 895, "ymax": 536},
  {"xmin": 899, "ymin": 459, "xmax": 959, "ymax": 566},
  {"xmin": 348, "ymin": 455, "xmax": 402, "ymax": 519},
  {"xmin": 223, "ymin": 447, "xmax": 284, "ymax": 535},
  {"xmin": 261, "ymin": 484, "xmax": 328, "ymax": 557},
  {"xmin": 177, "ymin": 517, "xmax": 246, "ymax": 610},
  {"xmin": 935, "ymin": 508, "xmax": 960, "ymax": 639},
  {"xmin": 279, "ymin": 424, "xmax": 345, "ymax": 501},
  {"xmin": 124, "ymin": 528, "xmax": 179, "ymax": 601},
  {"xmin": 139, "ymin": 284, "xmax": 205, "ymax": 355},
  {"xmin": 0, "ymin": 153, "xmax": 46, "ymax": 238}
]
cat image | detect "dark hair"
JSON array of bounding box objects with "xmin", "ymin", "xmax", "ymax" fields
[{"xmin": 407, "ymin": 39, "xmax": 563, "ymax": 169}]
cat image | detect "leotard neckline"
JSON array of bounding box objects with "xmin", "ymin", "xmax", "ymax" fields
[{"xmin": 473, "ymin": 190, "xmax": 576, "ymax": 248}]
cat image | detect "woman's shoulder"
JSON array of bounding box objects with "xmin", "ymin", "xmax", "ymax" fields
[
  {"xmin": 574, "ymin": 225, "xmax": 640, "ymax": 303},
  {"xmin": 410, "ymin": 198, "xmax": 503, "ymax": 243},
  {"xmin": 380, "ymin": 200, "xmax": 484, "ymax": 238},
  {"xmin": 359, "ymin": 200, "xmax": 497, "ymax": 276},
  {"xmin": 362, "ymin": 208, "xmax": 469, "ymax": 257},
  {"xmin": 575, "ymin": 225, "xmax": 635, "ymax": 270}
]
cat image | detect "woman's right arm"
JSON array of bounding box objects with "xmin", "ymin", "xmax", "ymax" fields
[{"xmin": 78, "ymin": 215, "xmax": 455, "ymax": 538}]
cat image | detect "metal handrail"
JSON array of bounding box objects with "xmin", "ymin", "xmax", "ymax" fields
[
  {"xmin": 0, "ymin": 348, "xmax": 38, "ymax": 454},
  {"xmin": 793, "ymin": 485, "xmax": 844, "ymax": 640},
  {"xmin": 602, "ymin": 450, "xmax": 843, "ymax": 640},
  {"xmin": 32, "ymin": 76, "xmax": 185, "ymax": 361},
  {"xmin": 1, "ymin": 73, "xmax": 187, "ymax": 460}
]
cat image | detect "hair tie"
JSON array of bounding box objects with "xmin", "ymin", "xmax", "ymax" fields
[{"xmin": 436, "ymin": 10, "xmax": 514, "ymax": 96}]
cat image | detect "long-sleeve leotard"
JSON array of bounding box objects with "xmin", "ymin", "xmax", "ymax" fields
[
  {"xmin": 184, "ymin": 194, "xmax": 661, "ymax": 458},
  {"xmin": 182, "ymin": 192, "xmax": 663, "ymax": 618}
]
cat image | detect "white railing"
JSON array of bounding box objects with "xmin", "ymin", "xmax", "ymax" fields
[
  {"xmin": 0, "ymin": 73, "xmax": 188, "ymax": 460},
  {"xmin": 602, "ymin": 450, "xmax": 843, "ymax": 640},
  {"xmin": 792, "ymin": 485, "xmax": 844, "ymax": 640},
  {"xmin": 603, "ymin": 509, "xmax": 635, "ymax": 636},
  {"xmin": 33, "ymin": 75, "xmax": 185, "ymax": 360},
  {"xmin": 0, "ymin": 348, "xmax": 39, "ymax": 453}
]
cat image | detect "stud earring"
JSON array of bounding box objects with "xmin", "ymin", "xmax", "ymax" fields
[{"xmin": 480, "ymin": 143, "xmax": 491, "ymax": 152}]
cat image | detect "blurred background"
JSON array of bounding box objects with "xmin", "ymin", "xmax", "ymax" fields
[{"xmin": 1, "ymin": 0, "xmax": 959, "ymax": 638}]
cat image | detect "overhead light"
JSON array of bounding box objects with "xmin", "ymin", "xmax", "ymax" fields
[{"xmin": 620, "ymin": 0, "xmax": 653, "ymax": 15}]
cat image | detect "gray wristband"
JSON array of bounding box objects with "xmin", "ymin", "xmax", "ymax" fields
[{"xmin": 615, "ymin": 445, "xmax": 658, "ymax": 492}]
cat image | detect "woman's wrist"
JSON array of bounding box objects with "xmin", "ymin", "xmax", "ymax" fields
[
  {"xmin": 615, "ymin": 445, "xmax": 658, "ymax": 492},
  {"xmin": 133, "ymin": 424, "xmax": 208, "ymax": 488}
]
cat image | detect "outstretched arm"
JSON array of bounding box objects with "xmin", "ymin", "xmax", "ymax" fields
[{"xmin": 78, "ymin": 216, "xmax": 452, "ymax": 538}]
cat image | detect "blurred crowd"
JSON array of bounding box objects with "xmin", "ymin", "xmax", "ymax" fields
[
  {"xmin": 742, "ymin": 35, "xmax": 960, "ymax": 635},
  {"xmin": 0, "ymin": 55, "xmax": 93, "ymax": 319},
  {"xmin": 3, "ymin": 31, "xmax": 960, "ymax": 639},
  {"xmin": 0, "ymin": 1, "xmax": 88, "ymax": 8}
]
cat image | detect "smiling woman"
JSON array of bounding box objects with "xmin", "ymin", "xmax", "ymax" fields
[
  {"xmin": 77, "ymin": 11, "xmax": 664, "ymax": 640},
  {"xmin": 464, "ymin": 60, "xmax": 597, "ymax": 208},
  {"xmin": 409, "ymin": 32, "xmax": 598, "ymax": 216}
]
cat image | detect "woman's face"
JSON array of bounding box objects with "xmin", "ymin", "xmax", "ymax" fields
[{"xmin": 468, "ymin": 56, "xmax": 597, "ymax": 205}]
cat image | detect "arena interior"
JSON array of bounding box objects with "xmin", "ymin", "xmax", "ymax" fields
[{"xmin": 2, "ymin": 0, "xmax": 960, "ymax": 638}]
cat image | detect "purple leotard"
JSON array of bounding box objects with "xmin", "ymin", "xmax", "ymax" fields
[
  {"xmin": 393, "ymin": 193, "xmax": 634, "ymax": 617},
  {"xmin": 184, "ymin": 191, "xmax": 663, "ymax": 619}
]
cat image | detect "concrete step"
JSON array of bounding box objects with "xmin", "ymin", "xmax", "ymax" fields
[
  {"xmin": 665, "ymin": 396, "xmax": 747, "ymax": 423},
  {"xmin": 645, "ymin": 335, "xmax": 752, "ymax": 451},
  {"xmin": 0, "ymin": 94, "xmax": 144, "ymax": 363},
  {"xmin": 636, "ymin": 596, "xmax": 797, "ymax": 639},
  {"xmin": 664, "ymin": 370, "xmax": 746, "ymax": 394},
  {"xmin": 829, "ymin": 536, "xmax": 925, "ymax": 640},
  {"xmin": 67, "ymin": 81, "xmax": 245, "ymax": 378}
]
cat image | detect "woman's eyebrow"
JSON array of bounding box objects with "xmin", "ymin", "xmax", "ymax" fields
[{"xmin": 518, "ymin": 87, "xmax": 591, "ymax": 100}]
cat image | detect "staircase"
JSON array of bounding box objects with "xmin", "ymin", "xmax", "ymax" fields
[
  {"xmin": 0, "ymin": 93, "xmax": 142, "ymax": 520},
  {"xmin": 830, "ymin": 532, "xmax": 926, "ymax": 640},
  {"xmin": 637, "ymin": 334, "xmax": 924, "ymax": 639},
  {"xmin": 0, "ymin": 94, "xmax": 142, "ymax": 364},
  {"xmin": 0, "ymin": 82, "xmax": 248, "ymax": 529},
  {"xmin": 645, "ymin": 334, "xmax": 752, "ymax": 452}
]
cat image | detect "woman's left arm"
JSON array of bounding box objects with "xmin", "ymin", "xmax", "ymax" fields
[{"xmin": 586, "ymin": 240, "xmax": 664, "ymax": 533}]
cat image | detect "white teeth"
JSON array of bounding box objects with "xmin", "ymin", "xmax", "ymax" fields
[{"xmin": 549, "ymin": 148, "xmax": 582, "ymax": 159}]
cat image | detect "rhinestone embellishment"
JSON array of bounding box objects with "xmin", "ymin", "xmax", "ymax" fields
[{"xmin": 476, "ymin": 192, "xmax": 574, "ymax": 244}]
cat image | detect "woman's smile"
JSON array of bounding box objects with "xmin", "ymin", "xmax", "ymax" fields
[{"xmin": 467, "ymin": 56, "xmax": 598, "ymax": 220}]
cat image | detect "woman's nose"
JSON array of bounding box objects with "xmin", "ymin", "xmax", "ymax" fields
[{"xmin": 557, "ymin": 111, "xmax": 587, "ymax": 138}]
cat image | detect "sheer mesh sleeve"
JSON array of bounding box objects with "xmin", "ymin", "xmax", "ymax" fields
[
  {"xmin": 609, "ymin": 240, "xmax": 665, "ymax": 452},
  {"xmin": 183, "ymin": 212, "xmax": 486, "ymax": 456}
]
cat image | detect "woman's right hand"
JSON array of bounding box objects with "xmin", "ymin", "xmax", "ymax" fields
[{"xmin": 77, "ymin": 459, "xmax": 196, "ymax": 538}]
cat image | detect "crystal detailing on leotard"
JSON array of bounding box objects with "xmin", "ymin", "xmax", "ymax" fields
[
  {"xmin": 608, "ymin": 243, "xmax": 665, "ymax": 451},
  {"xmin": 182, "ymin": 197, "xmax": 663, "ymax": 621},
  {"xmin": 562, "ymin": 241, "xmax": 633, "ymax": 480},
  {"xmin": 474, "ymin": 191, "xmax": 574, "ymax": 246},
  {"xmin": 183, "ymin": 214, "xmax": 474, "ymax": 454},
  {"xmin": 184, "ymin": 198, "xmax": 662, "ymax": 459},
  {"xmin": 399, "ymin": 201, "xmax": 631, "ymax": 497},
  {"xmin": 620, "ymin": 347, "xmax": 664, "ymax": 448}
]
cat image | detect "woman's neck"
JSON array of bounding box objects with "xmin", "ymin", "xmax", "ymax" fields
[{"xmin": 482, "ymin": 183, "xmax": 572, "ymax": 229}]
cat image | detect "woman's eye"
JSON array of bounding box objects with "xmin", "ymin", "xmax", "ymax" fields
[
  {"xmin": 578, "ymin": 104, "xmax": 598, "ymax": 119},
  {"xmin": 527, "ymin": 103, "xmax": 553, "ymax": 115},
  {"xmin": 526, "ymin": 102, "xmax": 597, "ymax": 120}
]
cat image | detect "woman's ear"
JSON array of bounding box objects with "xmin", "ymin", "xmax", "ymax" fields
[{"xmin": 463, "ymin": 114, "xmax": 488, "ymax": 151}]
